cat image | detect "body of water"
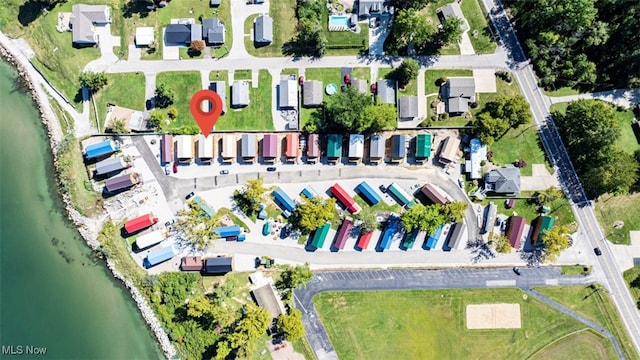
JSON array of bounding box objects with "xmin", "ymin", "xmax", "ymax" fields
[{"xmin": 0, "ymin": 59, "xmax": 163, "ymax": 359}]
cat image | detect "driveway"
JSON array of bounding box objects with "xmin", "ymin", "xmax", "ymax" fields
[
  {"xmin": 368, "ymin": 14, "xmax": 392, "ymax": 56},
  {"xmin": 473, "ymin": 69, "xmax": 497, "ymax": 93},
  {"xmin": 84, "ymin": 24, "xmax": 120, "ymax": 72},
  {"xmin": 459, "ymin": 32, "xmax": 475, "ymax": 55},
  {"xmin": 229, "ymin": 0, "xmax": 269, "ymax": 59},
  {"xmin": 162, "ymin": 28, "xmax": 180, "ymax": 60}
]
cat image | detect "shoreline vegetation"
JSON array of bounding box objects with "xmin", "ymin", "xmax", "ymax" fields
[{"xmin": 0, "ymin": 33, "xmax": 175, "ymax": 359}]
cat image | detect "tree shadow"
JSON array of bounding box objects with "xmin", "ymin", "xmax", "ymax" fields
[
  {"xmin": 282, "ymin": 39, "xmax": 322, "ymax": 58},
  {"xmin": 18, "ymin": 0, "xmax": 49, "ymax": 27},
  {"xmin": 122, "ymin": 0, "xmax": 154, "ymax": 18}
]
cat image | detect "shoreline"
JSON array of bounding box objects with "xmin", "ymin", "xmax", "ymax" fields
[{"xmin": 0, "ymin": 33, "xmax": 176, "ymax": 360}]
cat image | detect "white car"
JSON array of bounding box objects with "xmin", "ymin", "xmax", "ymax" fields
[{"xmin": 164, "ymin": 164, "xmax": 170, "ymax": 175}]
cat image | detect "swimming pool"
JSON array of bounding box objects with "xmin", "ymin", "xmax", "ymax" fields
[{"xmin": 329, "ymin": 15, "xmax": 350, "ymax": 29}]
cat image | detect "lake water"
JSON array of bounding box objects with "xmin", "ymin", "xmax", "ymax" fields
[{"xmin": 0, "ymin": 59, "xmax": 163, "ymax": 359}]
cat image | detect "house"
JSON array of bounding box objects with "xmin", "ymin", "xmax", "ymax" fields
[
  {"xmin": 241, "ymin": 134, "xmax": 257, "ymax": 161},
  {"xmin": 398, "ymin": 96, "xmax": 419, "ymax": 120},
  {"xmin": 438, "ymin": 2, "xmax": 470, "ymax": 32},
  {"xmin": 221, "ymin": 134, "xmax": 236, "ymax": 162},
  {"xmin": 164, "ymin": 23, "xmax": 201, "ymax": 44},
  {"xmin": 421, "ymin": 184, "xmax": 449, "ymax": 205},
  {"xmin": 232, "ymin": 81, "xmax": 250, "ymax": 108},
  {"xmin": 330, "ymin": 183, "xmax": 360, "ymax": 214},
  {"xmin": 351, "ymin": 79, "xmax": 368, "ymax": 94},
  {"xmin": 251, "ymin": 283, "xmax": 286, "ymax": 319},
  {"xmin": 357, "ymin": 0, "xmax": 391, "ymax": 18},
  {"xmin": 376, "ymin": 79, "xmax": 396, "ymax": 105},
  {"xmin": 307, "ymin": 134, "xmax": 320, "ymax": 161},
  {"xmin": 215, "ymin": 226, "xmax": 241, "ymax": 238},
  {"xmin": 333, "ymin": 217, "xmax": 353, "ymax": 250},
  {"xmin": 438, "ymin": 135, "xmax": 461, "ymax": 165},
  {"xmin": 506, "ymin": 216, "xmax": 526, "ymax": 248},
  {"xmin": 369, "ymin": 134, "xmax": 385, "ymax": 163},
  {"xmin": 310, "ymin": 223, "xmax": 331, "ymax": 248},
  {"xmin": 262, "ymin": 134, "xmax": 278, "ymax": 162},
  {"xmin": 531, "ymin": 215, "xmax": 555, "ymax": 245},
  {"xmin": 415, "ymin": 133, "xmax": 432, "ymax": 160},
  {"xmin": 124, "ymin": 213, "xmax": 158, "ymax": 234},
  {"xmin": 197, "ymin": 134, "xmax": 214, "ymax": 160},
  {"xmin": 356, "ymin": 181, "xmax": 382, "ymax": 205},
  {"xmin": 204, "ymin": 257, "xmax": 233, "ymax": 275},
  {"xmin": 104, "ymin": 173, "xmax": 140, "ymax": 193},
  {"xmin": 278, "ymin": 78, "xmax": 298, "ymax": 109},
  {"xmin": 391, "ymin": 134, "xmax": 406, "ymax": 162},
  {"xmin": 446, "ymin": 222, "xmax": 466, "ymax": 250},
  {"xmin": 144, "ymin": 246, "xmax": 176, "ymax": 268},
  {"xmin": 444, "ymin": 77, "xmax": 476, "ymax": 115},
  {"xmin": 254, "ymin": 15, "xmax": 273, "ymax": 44},
  {"xmin": 202, "ymin": 18, "xmax": 225, "ymax": 45},
  {"xmin": 161, "ymin": 134, "xmax": 172, "ymax": 164},
  {"xmin": 465, "ymin": 138, "xmax": 487, "ymax": 180},
  {"xmin": 84, "ymin": 139, "xmax": 119, "ymax": 159},
  {"xmin": 387, "ymin": 183, "xmax": 415, "ymax": 208},
  {"xmin": 180, "ymin": 256, "xmax": 202, "ymax": 271},
  {"xmin": 135, "ymin": 27, "xmax": 154, "ymax": 46},
  {"xmin": 485, "ymin": 165, "xmax": 521, "ymax": 196},
  {"xmin": 327, "ymin": 134, "xmax": 343, "ymax": 162},
  {"xmin": 348, "ymin": 134, "xmax": 364, "ymax": 162},
  {"xmin": 210, "ymin": 0, "xmax": 221, "ymax": 6},
  {"xmin": 136, "ymin": 229, "xmax": 165, "ymax": 250},
  {"xmin": 70, "ymin": 4, "xmax": 111, "ymax": 46},
  {"xmin": 208, "ymin": 81, "xmax": 227, "ymax": 114},
  {"xmin": 94, "ymin": 157, "xmax": 127, "ymax": 176},
  {"xmin": 285, "ymin": 133, "xmax": 298, "ymax": 160},
  {"xmin": 175, "ymin": 135, "xmax": 193, "ymax": 162},
  {"xmin": 303, "ymin": 80, "xmax": 323, "ymax": 107},
  {"xmin": 272, "ymin": 187, "xmax": 296, "ymax": 213},
  {"xmin": 481, "ymin": 202, "xmax": 497, "ymax": 234}
]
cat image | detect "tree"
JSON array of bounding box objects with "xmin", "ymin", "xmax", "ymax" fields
[
  {"xmin": 277, "ymin": 263, "xmax": 313, "ymax": 290},
  {"xmin": 167, "ymin": 107, "xmax": 178, "ymax": 119},
  {"xmin": 583, "ymin": 150, "xmax": 639, "ymax": 196},
  {"xmin": 79, "ymin": 71, "xmax": 108, "ymax": 94},
  {"xmin": 392, "ymin": 0, "xmax": 431, "ymax": 10},
  {"xmin": 187, "ymin": 295, "xmax": 213, "ymax": 319},
  {"xmin": 106, "ymin": 118, "xmax": 129, "ymax": 133},
  {"xmin": 148, "ymin": 110, "xmax": 164, "ymax": 129},
  {"xmin": 400, "ymin": 204, "xmax": 445, "ymax": 234},
  {"xmin": 189, "ymin": 40, "xmax": 205, "ymax": 53},
  {"xmin": 214, "ymin": 341, "xmax": 232, "ymax": 360},
  {"xmin": 490, "ymin": 233, "xmax": 512, "ymax": 253},
  {"xmin": 277, "ymin": 308, "xmax": 305, "ymax": 341},
  {"xmin": 236, "ymin": 302, "xmax": 271, "ymax": 341},
  {"xmin": 540, "ymin": 225, "xmax": 570, "ymax": 262},
  {"xmin": 323, "ymin": 86, "xmax": 373, "ymax": 133},
  {"xmin": 441, "ymin": 201, "xmax": 468, "ymax": 222},
  {"xmin": 391, "ymin": 58, "xmax": 420, "ymax": 89},
  {"xmin": 154, "ymin": 83, "xmax": 175, "ymax": 108},
  {"xmin": 233, "ymin": 178, "xmax": 266, "ymax": 216},
  {"xmin": 359, "ymin": 104, "xmax": 397, "ymax": 133},
  {"xmin": 173, "ymin": 203, "xmax": 218, "ymax": 249},
  {"xmin": 392, "ymin": 9, "xmax": 434, "ymax": 50},
  {"xmin": 289, "ymin": 197, "xmax": 336, "ymax": 235},
  {"xmin": 474, "ymin": 96, "xmax": 532, "ymax": 143},
  {"xmin": 436, "ymin": 17, "xmax": 464, "ymax": 45},
  {"xmin": 536, "ymin": 186, "xmax": 563, "ymax": 205}
]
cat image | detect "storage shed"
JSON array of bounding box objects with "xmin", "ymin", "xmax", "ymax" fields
[
  {"xmin": 215, "ymin": 226, "xmax": 241, "ymax": 238},
  {"xmin": 415, "ymin": 133, "xmax": 432, "ymax": 159},
  {"xmin": 420, "ymin": 184, "xmax": 449, "ymax": 205},
  {"xmin": 531, "ymin": 215, "xmax": 554, "ymax": 246},
  {"xmin": 506, "ymin": 216, "xmax": 526, "ymax": 249},
  {"xmin": 482, "ymin": 202, "xmax": 498, "ymax": 234},
  {"xmin": 357, "ymin": 231, "xmax": 374, "ymax": 250},
  {"xmin": 285, "ymin": 133, "xmax": 299, "ymax": 159},
  {"xmin": 327, "ymin": 134, "xmax": 343, "ymax": 161},
  {"xmin": 241, "ymin": 134, "xmax": 257, "ymax": 160},
  {"xmin": 387, "ymin": 183, "xmax": 415, "ymax": 208},
  {"xmin": 180, "ymin": 256, "xmax": 202, "ymax": 271},
  {"xmin": 272, "ymin": 187, "xmax": 296, "ymax": 213},
  {"xmin": 380, "ymin": 216, "xmax": 401, "ymax": 250},
  {"xmin": 310, "ymin": 223, "xmax": 331, "ymax": 248},
  {"xmin": 333, "ymin": 217, "xmax": 353, "ymax": 250},
  {"xmin": 136, "ymin": 229, "xmax": 165, "ymax": 249},
  {"xmin": 204, "ymin": 257, "xmax": 233, "ymax": 275},
  {"xmin": 161, "ymin": 134, "xmax": 172, "ymax": 164},
  {"xmin": 105, "ymin": 173, "xmax": 140, "ymax": 193},
  {"xmin": 262, "ymin": 134, "xmax": 278, "ymax": 161},
  {"xmin": 300, "ymin": 186, "xmax": 319, "ymax": 199},
  {"xmin": 391, "ymin": 134, "xmax": 406, "ymax": 162},
  {"xmin": 84, "ymin": 140, "xmax": 119, "ymax": 159},
  {"xmin": 95, "ymin": 157, "xmax": 127, "ymax": 176},
  {"xmin": 144, "ymin": 246, "xmax": 176, "ymax": 268},
  {"xmin": 251, "ymin": 283, "xmax": 286, "ymax": 319},
  {"xmin": 355, "ymin": 181, "xmax": 381, "ymax": 205},
  {"xmin": 307, "ymin": 134, "xmax": 320, "ymax": 161},
  {"xmin": 330, "ymin": 183, "xmax": 360, "ymax": 214},
  {"xmin": 221, "ymin": 134, "xmax": 236, "ymax": 161},
  {"xmin": 175, "ymin": 135, "xmax": 193, "ymax": 162},
  {"xmin": 369, "ymin": 134, "xmax": 385, "ymax": 163},
  {"xmin": 197, "ymin": 134, "xmax": 214, "ymax": 160},
  {"xmin": 438, "ymin": 136, "xmax": 461, "ymax": 165},
  {"xmin": 124, "ymin": 213, "xmax": 158, "ymax": 234},
  {"xmin": 348, "ymin": 134, "xmax": 364, "ymax": 161},
  {"xmin": 425, "ymin": 224, "xmax": 444, "ymax": 250}
]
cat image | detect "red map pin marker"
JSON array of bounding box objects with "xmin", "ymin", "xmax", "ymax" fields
[{"xmin": 190, "ymin": 89, "xmax": 223, "ymax": 137}]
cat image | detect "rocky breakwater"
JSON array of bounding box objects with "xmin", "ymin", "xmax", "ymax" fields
[{"xmin": 0, "ymin": 32, "xmax": 176, "ymax": 359}]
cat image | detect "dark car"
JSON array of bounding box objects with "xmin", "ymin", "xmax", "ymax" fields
[
  {"xmin": 220, "ymin": 169, "xmax": 229, "ymax": 175},
  {"xmin": 513, "ymin": 267, "xmax": 521, "ymax": 275},
  {"xmin": 594, "ymin": 247, "xmax": 602, "ymax": 256},
  {"xmin": 266, "ymin": 167, "xmax": 277, "ymax": 172},
  {"xmin": 379, "ymin": 184, "xmax": 387, "ymax": 193},
  {"xmin": 185, "ymin": 192, "xmax": 195, "ymax": 200}
]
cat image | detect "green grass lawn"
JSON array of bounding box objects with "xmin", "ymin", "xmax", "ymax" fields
[
  {"xmin": 94, "ymin": 73, "xmax": 146, "ymax": 127},
  {"xmin": 244, "ymin": 0, "xmax": 296, "ymax": 57},
  {"xmin": 536, "ymin": 286, "xmax": 639, "ymax": 360},
  {"xmin": 281, "ymin": 68, "xmax": 299, "ymax": 77},
  {"xmin": 460, "ymin": 0, "xmax": 497, "ymax": 54},
  {"xmin": 531, "ymin": 329, "xmax": 618, "ymax": 360},
  {"xmin": 155, "ymin": 71, "xmax": 201, "ymax": 132},
  {"xmin": 418, "ymin": 0, "xmax": 461, "ymax": 55},
  {"xmin": 378, "ymin": 67, "xmax": 418, "ymax": 96},
  {"xmin": 353, "ymin": 194, "xmax": 402, "ymax": 224},
  {"xmin": 623, "ymin": 266, "xmax": 640, "ymax": 312},
  {"xmin": 483, "ymin": 190, "xmax": 575, "ymax": 227},
  {"xmin": 321, "ymin": 8, "xmax": 369, "ymax": 55},
  {"xmin": 560, "ymin": 265, "xmax": 592, "ymax": 276},
  {"xmin": 314, "ymin": 288, "xmax": 620, "ymax": 360},
  {"xmin": 215, "ymin": 70, "xmax": 274, "ymax": 131},
  {"xmin": 595, "ymin": 193, "xmax": 640, "ymax": 245},
  {"xmin": 488, "ymin": 124, "xmax": 550, "ymax": 176},
  {"xmin": 544, "ymin": 87, "xmax": 582, "ymax": 97},
  {"xmin": 351, "ymin": 67, "xmax": 370, "ymax": 82},
  {"xmin": 209, "ymin": 70, "xmax": 228, "ymax": 82}
]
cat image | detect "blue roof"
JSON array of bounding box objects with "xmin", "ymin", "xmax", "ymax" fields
[
  {"xmin": 85, "ymin": 140, "xmax": 119, "ymax": 158},
  {"xmin": 216, "ymin": 225, "xmax": 241, "ymax": 238},
  {"xmin": 426, "ymin": 224, "xmax": 444, "ymax": 249},
  {"xmin": 470, "ymin": 138, "xmax": 482, "ymax": 153},
  {"xmin": 356, "ymin": 181, "xmax": 381, "ymax": 205},
  {"xmin": 193, "ymin": 196, "xmax": 216, "ymax": 218},
  {"xmin": 144, "ymin": 246, "xmax": 176, "ymax": 268},
  {"xmin": 301, "ymin": 187, "xmax": 319, "ymax": 199},
  {"xmin": 272, "ymin": 187, "xmax": 296, "ymax": 212},
  {"xmin": 380, "ymin": 216, "xmax": 400, "ymax": 250}
]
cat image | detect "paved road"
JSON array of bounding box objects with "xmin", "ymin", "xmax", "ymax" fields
[
  {"xmin": 294, "ymin": 268, "xmax": 594, "ymax": 360},
  {"xmin": 485, "ymin": 0, "xmax": 640, "ymax": 354}
]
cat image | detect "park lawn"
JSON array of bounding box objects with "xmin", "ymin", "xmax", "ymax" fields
[
  {"xmin": 215, "ymin": 70, "xmax": 274, "ymax": 131},
  {"xmin": 460, "ymin": 0, "xmax": 497, "ymax": 54},
  {"xmin": 353, "ymin": 194, "xmax": 402, "ymax": 225},
  {"xmin": 424, "ymin": 69, "xmax": 473, "ymax": 95},
  {"xmin": 209, "ymin": 70, "xmax": 228, "ymax": 83},
  {"xmin": 623, "ymin": 266, "xmax": 640, "ymax": 312},
  {"xmin": 314, "ymin": 288, "xmax": 608, "ymax": 360},
  {"xmin": 378, "ymin": 67, "xmax": 418, "ymax": 96},
  {"xmin": 155, "ymin": 71, "xmax": 202, "ymax": 132},
  {"xmin": 530, "ymin": 329, "xmax": 618, "ymax": 360},
  {"xmin": 321, "ymin": 9, "xmax": 369, "ymax": 56},
  {"xmin": 483, "ymin": 190, "xmax": 575, "ymax": 228},
  {"xmin": 535, "ymin": 286, "xmax": 639, "ymax": 360},
  {"xmin": 595, "ymin": 193, "xmax": 640, "ymax": 245},
  {"xmin": 560, "ymin": 265, "xmax": 592, "ymax": 276},
  {"xmin": 244, "ymin": 0, "xmax": 296, "ymax": 57},
  {"xmin": 612, "ymin": 108, "xmax": 639, "ymax": 155},
  {"xmin": 489, "ymin": 124, "xmax": 550, "ymax": 176},
  {"xmin": 94, "ymin": 73, "xmax": 146, "ymax": 127}
]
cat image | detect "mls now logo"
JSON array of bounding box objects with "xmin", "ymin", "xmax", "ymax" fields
[{"xmin": 2, "ymin": 345, "xmax": 47, "ymax": 355}]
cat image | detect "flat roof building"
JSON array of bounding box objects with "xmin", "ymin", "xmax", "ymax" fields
[
  {"xmin": 241, "ymin": 134, "xmax": 257, "ymax": 161},
  {"xmin": 303, "ymin": 80, "xmax": 323, "ymax": 107},
  {"xmin": 232, "ymin": 81, "xmax": 250, "ymax": 108},
  {"xmin": 278, "ymin": 79, "xmax": 298, "ymax": 109},
  {"xmin": 262, "ymin": 134, "xmax": 278, "ymax": 161},
  {"xmin": 175, "ymin": 135, "xmax": 193, "ymax": 162}
]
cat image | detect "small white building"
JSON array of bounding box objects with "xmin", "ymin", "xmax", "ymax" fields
[
  {"xmin": 135, "ymin": 27, "xmax": 155, "ymax": 46},
  {"xmin": 197, "ymin": 134, "xmax": 214, "ymax": 160},
  {"xmin": 175, "ymin": 135, "xmax": 193, "ymax": 162},
  {"xmin": 136, "ymin": 229, "xmax": 165, "ymax": 249}
]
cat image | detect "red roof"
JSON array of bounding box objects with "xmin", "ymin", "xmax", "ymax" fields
[
  {"xmin": 333, "ymin": 217, "xmax": 353, "ymax": 250},
  {"xmin": 286, "ymin": 134, "xmax": 298, "ymax": 158},
  {"xmin": 180, "ymin": 256, "xmax": 202, "ymax": 271},
  {"xmin": 307, "ymin": 134, "xmax": 319, "ymax": 158},
  {"xmin": 506, "ymin": 216, "xmax": 526, "ymax": 248},
  {"xmin": 357, "ymin": 231, "xmax": 373, "ymax": 250},
  {"xmin": 330, "ymin": 184, "xmax": 359, "ymax": 214},
  {"xmin": 124, "ymin": 213, "xmax": 158, "ymax": 234}
]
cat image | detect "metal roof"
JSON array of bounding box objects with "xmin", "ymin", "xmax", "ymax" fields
[
  {"xmin": 278, "ymin": 79, "xmax": 298, "ymax": 108},
  {"xmin": 254, "ymin": 14, "xmax": 273, "ymax": 43},
  {"xmin": 241, "ymin": 134, "xmax": 256, "ymax": 158},
  {"xmin": 232, "ymin": 81, "xmax": 250, "ymax": 107},
  {"xmin": 303, "ymin": 80, "xmax": 323, "ymax": 107},
  {"xmin": 370, "ymin": 134, "xmax": 385, "ymax": 159},
  {"xmin": 398, "ymin": 96, "xmax": 419, "ymax": 119}
]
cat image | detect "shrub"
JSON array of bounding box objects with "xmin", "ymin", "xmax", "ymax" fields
[
  {"xmin": 469, "ymin": 101, "xmax": 478, "ymax": 109},
  {"xmin": 480, "ymin": 160, "xmax": 487, "ymax": 166},
  {"xmin": 435, "ymin": 76, "xmax": 448, "ymax": 87},
  {"xmin": 167, "ymin": 107, "xmax": 178, "ymax": 119}
]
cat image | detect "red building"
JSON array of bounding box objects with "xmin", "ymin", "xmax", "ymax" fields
[
  {"xmin": 506, "ymin": 216, "xmax": 526, "ymax": 249},
  {"xmin": 333, "ymin": 217, "xmax": 353, "ymax": 250},
  {"xmin": 357, "ymin": 231, "xmax": 373, "ymax": 250},
  {"xmin": 124, "ymin": 213, "xmax": 158, "ymax": 234},
  {"xmin": 330, "ymin": 183, "xmax": 360, "ymax": 214}
]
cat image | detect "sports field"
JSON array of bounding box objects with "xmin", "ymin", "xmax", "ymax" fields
[{"xmin": 313, "ymin": 288, "xmax": 622, "ymax": 360}]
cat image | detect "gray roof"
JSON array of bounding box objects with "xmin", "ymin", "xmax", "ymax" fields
[
  {"xmin": 351, "ymin": 79, "xmax": 368, "ymax": 94},
  {"xmin": 165, "ymin": 24, "xmax": 191, "ymax": 44},
  {"xmin": 210, "ymin": 0, "xmax": 221, "ymax": 5},
  {"xmin": 208, "ymin": 81, "xmax": 227, "ymax": 114},
  {"xmin": 303, "ymin": 80, "xmax": 323, "ymax": 107},
  {"xmin": 203, "ymin": 18, "xmax": 225, "ymax": 44},
  {"xmin": 377, "ymin": 79, "xmax": 396, "ymax": 104},
  {"xmin": 398, "ymin": 96, "xmax": 419, "ymax": 119},
  {"xmin": 252, "ymin": 284, "xmax": 286, "ymax": 319},
  {"xmin": 391, "ymin": 134, "xmax": 406, "ymax": 158},
  {"xmin": 232, "ymin": 81, "xmax": 250, "ymax": 107},
  {"xmin": 254, "ymin": 15, "xmax": 273, "ymax": 43},
  {"xmin": 190, "ymin": 24, "xmax": 202, "ymax": 42},
  {"xmin": 241, "ymin": 134, "xmax": 256, "ymax": 158},
  {"xmin": 358, "ymin": 0, "xmax": 390, "ymax": 17},
  {"xmin": 370, "ymin": 134, "xmax": 385, "ymax": 159},
  {"xmin": 485, "ymin": 166, "xmax": 521, "ymax": 195},
  {"xmin": 278, "ymin": 79, "xmax": 298, "ymax": 109},
  {"xmin": 95, "ymin": 157, "xmax": 126, "ymax": 175},
  {"xmin": 70, "ymin": 5, "xmax": 111, "ymax": 44},
  {"xmin": 439, "ymin": 2, "xmax": 470, "ymax": 32},
  {"xmin": 445, "ymin": 77, "xmax": 476, "ymax": 114}
]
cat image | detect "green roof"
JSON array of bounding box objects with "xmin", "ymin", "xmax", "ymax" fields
[
  {"xmin": 327, "ymin": 134, "xmax": 342, "ymax": 158},
  {"xmin": 539, "ymin": 216, "xmax": 555, "ymax": 239},
  {"xmin": 416, "ymin": 133, "xmax": 432, "ymax": 158},
  {"xmin": 311, "ymin": 223, "xmax": 331, "ymax": 248}
]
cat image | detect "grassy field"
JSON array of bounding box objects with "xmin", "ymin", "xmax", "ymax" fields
[
  {"xmin": 314, "ymin": 288, "xmax": 621, "ymax": 360},
  {"xmin": 215, "ymin": 70, "xmax": 274, "ymax": 131},
  {"xmin": 353, "ymin": 194, "xmax": 402, "ymax": 230},
  {"xmin": 460, "ymin": 0, "xmax": 497, "ymax": 54},
  {"xmin": 94, "ymin": 73, "xmax": 146, "ymax": 127},
  {"xmin": 378, "ymin": 67, "xmax": 418, "ymax": 96},
  {"xmin": 536, "ymin": 286, "xmax": 639, "ymax": 360},
  {"xmin": 544, "ymin": 87, "xmax": 582, "ymax": 97},
  {"xmin": 561, "ymin": 265, "xmax": 592, "ymax": 276},
  {"xmin": 531, "ymin": 329, "xmax": 617, "ymax": 360},
  {"xmin": 483, "ymin": 190, "xmax": 576, "ymax": 228},
  {"xmin": 489, "ymin": 124, "xmax": 550, "ymax": 176},
  {"xmin": 155, "ymin": 71, "xmax": 201, "ymax": 132},
  {"xmin": 58, "ymin": 137, "xmax": 104, "ymax": 217},
  {"xmin": 623, "ymin": 266, "xmax": 640, "ymax": 311},
  {"xmin": 209, "ymin": 70, "xmax": 228, "ymax": 82},
  {"xmin": 595, "ymin": 193, "xmax": 640, "ymax": 245},
  {"xmin": 244, "ymin": 0, "xmax": 296, "ymax": 57}
]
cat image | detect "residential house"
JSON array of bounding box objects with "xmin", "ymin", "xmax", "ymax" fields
[
  {"xmin": 415, "ymin": 133, "xmax": 432, "ymax": 160},
  {"xmin": 285, "ymin": 133, "xmax": 299, "ymax": 160},
  {"xmin": 398, "ymin": 95, "xmax": 419, "ymax": 120},
  {"xmin": 208, "ymin": 81, "xmax": 227, "ymax": 114},
  {"xmin": 135, "ymin": 27, "xmax": 154, "ymax": 46},
  {"xmin": 70, "ymin": 4, "xmax": 111, "ymax": 46},
  {"xmin": 262, "ymin": 134, "xmax": 278, "ymax": 163},
  {"xmin": 104, "ymin": 173, "xmax": 140, "ymax": 193},
  {"xmin": 485, "ymin": 165, "xmax": 521, "ymax": 196},
  {"xmin": 444, "ymin": 77, "xmax": 476, "ymax": 115},
  {"xmin": 221, "ymin": 134, "xmax": 236, "ymax": 162},
  {"xmin": 254, "ymin": 14, "xmax": 273, "ymax": 44},
  {"xmin": 376, "ymin": 79, "xmax": 396, "ymax": 105},
  {"xmin": 303, "ymin": 80, "xmax": 323, "ymax": 107},
  {"xmin": 307, "ymin": 134, "xmax": 320, "ymax": 162},
  {"xmin": 357, "ymin": 0, "xmax": 391, "ymax": 18},
  {"xmin": 94, "ymin": 157, "xmax": 128, "ymax": 176},
  {"xmin": 232, "ymin": 81, "xmax": 250, "ymax": 108},
  {"xmin": 506, "ymin": 216, "xmax": 526, "ymax": 248},
  {"xmin": 165, "ymin": 23, "xmax": 201, "ymax": 45},
  {"xmin": 202, "ymin": 18, "xmax": 225, "ymax": 45},
  {"xmin": 327, "ymin": 134, "xmax": 343, "ymax": 163},
  {"xmin": 438, "ymin": 2, "xmax": 470, "ymax": 32},
  {"xmin": 241, "ymin": 134, "xmax": 257, "ymax": 162},
  {"xmin": 465, "ymin": 138, "xmax": 487, "ymax": 180},
  {"xmin": 348, "ymin": 134, "xmax": 364, "ymax": 162},
  {"xmin": 278, "ymin": 78, "xmax": 298, "ymax": 109},
  {"xmin": 390, "ymin": 134, "xmax": 406, "ymax": 163},
  {"xmin": 438, "ymin": 135, "xmax": 461, "ymax": 165},
  {"xmin": 175, "ymin": 135, "xmax": 193, "ymax": 162},
  {"xmin": 252, "ymin": 283, "xmax": 286, "ymax": 319},
  {"xmin": 369, "ymin": 134, "xmax": 385, "ymax": 163}
]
